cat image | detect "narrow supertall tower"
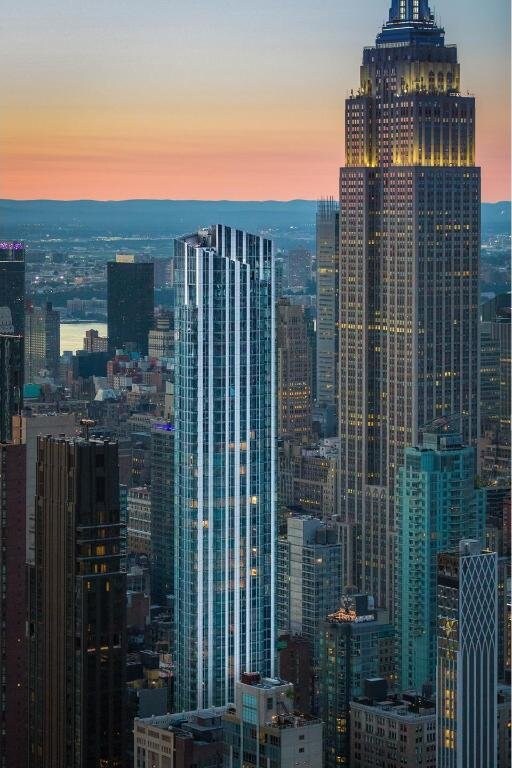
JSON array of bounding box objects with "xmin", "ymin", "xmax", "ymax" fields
[
  {"xmin": 338, "ymin": 1, "xmax": 480, "ymax": 609},
  {"xmin": 173, "ymin": 225, "xmax": 276, "ymax": 711}
]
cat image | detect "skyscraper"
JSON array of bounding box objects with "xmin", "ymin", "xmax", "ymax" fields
[
  {"xmin": 278, "ymin": 515, "xmax": 343, "ymax": 663},
  {"xmin": 107, "ymin": 257, "xmax": 154, "ymax": 355},
  {"xmin": 316, "ymin": 198, "xmax": 339, "ymax": 429},
  {"xmin": 29, "ymin": 436, "xmax": 126, "ymax": 768},
  {"xmin": 277, "ymin": 298, "xmax": 313, "ymax": 442},
  {"xmin": 173, "ymin": 225, "xmax": 276, "ymax": 711},
  {"xmin": 437, "ymin": 540, "xmax": 498, "ymax": 767},
  {"xmin": 395, "ymin": 429, "xmax": 485, "ymax": 691},
  {"xmin": 319, "ymin": 595, "xmax": 395, "ymax": 767},
  {"xmin": 338, "ymin": 0, "xmax": 480, "ymax": 609},
  {"xmin": 25, "ymin": 302, "xmax": 60, "ymax": 382},
  {"xmin": 0, "ymin": 241, "xmax": 25, "ymax": 336},
  {"xmin": 0, "ymin": 443, "xmax": 27, "ymax": 768},
  {"xmin": 0, "ymin": 334, "xmax": 23, "ymax": 442},
  {"xmin": 150, "ymin": 420, "xmax": 175, "ymax": 604}
]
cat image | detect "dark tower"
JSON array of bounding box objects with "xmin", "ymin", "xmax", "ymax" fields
[
  {"xmin": 29, "ymin": 437, "xmax": 126, "ymax": 768},
  {"xmin": 338, "ymin": 0, "xmax": 480, "ymax": 609},
  {"xmin": 107, "ymin": 259, "xmax": 154, "ymax": 355},
  {"xmin": 0, "ymin": 241, "xmax": 25, "ymax": 336}
]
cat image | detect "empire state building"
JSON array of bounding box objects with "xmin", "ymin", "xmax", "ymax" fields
[{"xmin": 338, "ymin": 0, "xmax": 480, "ymax": 609}]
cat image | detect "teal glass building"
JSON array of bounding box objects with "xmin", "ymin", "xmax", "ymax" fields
[
  {"xmin": 395, "ymin": 430, "xmax": 485, "ymax": 691},
  {"xmin": 173, "ymin": 225, "xmax": 276, "ymax": 711}
]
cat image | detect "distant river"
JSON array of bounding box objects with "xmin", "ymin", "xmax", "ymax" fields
[{"xmin": 60, "ymin": 322, "xmax": 108, "ymax": 355}]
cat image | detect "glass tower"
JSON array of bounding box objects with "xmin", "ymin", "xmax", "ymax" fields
[
  {"xmin": 338, "ymin": 0, "xmax": 480, "ymax": 609},
  {"xmin": 173, "ymin": 224, "xmax": 276, "ymax": 711},
  {"xmin": 395, "ymin": 430, "xmax": 485, "ymax": 691}
]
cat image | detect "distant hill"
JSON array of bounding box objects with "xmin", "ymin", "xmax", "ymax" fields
[{"xmin": 0, "ymin": 199, "xmax": 509, "ymax": 238}]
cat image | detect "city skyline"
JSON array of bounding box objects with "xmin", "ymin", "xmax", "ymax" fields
[{"xmin": 1, "ymin": 0, "xmax": 510, "ymax": 202}]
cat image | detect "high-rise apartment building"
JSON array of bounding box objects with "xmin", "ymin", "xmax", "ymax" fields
[
  {"xmin": 127, "ymin": 485, "xmax": 151, "ymax": 555},
  {"xmin": 25, "ymin": 302, "xmax": 60, "ymax": 381},
  {"xmin": 437, "ymin": 540, "xmax": 498, "ymax": 768},
  {"xmin": 29, "ymin": 436, "xmax": 126, "ymax": 768},
  {"xmin": 278, "ymin": 515, "xmax": 342, "ymax": 662},
  {"xmin": 279, "ymin": 438, "xmax": 338, "ymax": 522},
  {"xmin": 395, "ymin": 430, "xmax": 485, "ymax": 691},
  {"xmin": 107, "ymin": 257, "xmax": 154, "ymax": 355},
  {"xmin": 0, "ymin": 334, "xmax": 23, "ymax": 442},
  {"xmin": 0, "ymin": 443, "xmax": 27, "ymax": 768},
  {"xmin": 319, "ymin": 595, "xmax": 395, "ymax": 767},
  {"xmin": 150, "ymin": 420, "xmax": 175, "ymax": 604},
  {"xmin": 0, "ymin": 241, "xmax": 25, "ymax": 335},
  {"xmin": 277, "ymin": 298, "xmax": 313, "ymax": 443},
  {"xmin": 316, "ymin": 198, "xmax": 339, "ymax": 427},
  {"xmin": 173, "ymin": 225, "xmax": 276, "ymax": 711},
  {"xmin": 338, "ymin": 0, "xmax": 480, "ymax": 609},
  {"xmin": 83, "ymin": 327, "xmax": 108, "ymax": 352}
]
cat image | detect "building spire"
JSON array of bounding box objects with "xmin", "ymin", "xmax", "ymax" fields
[{"xmin": 388, "ymin": 0, "xmax": 432, "ymax": 23}]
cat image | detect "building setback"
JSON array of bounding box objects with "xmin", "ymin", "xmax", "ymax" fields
[
  {"xmin": 0, "ymin": 443, "xmax": 27, "ymax": 768},
  {"xmin": 173, "ymin": 225, "xmax": 276, "ymax": 711},
  {"xmin": 338, "ymin": 0, "xmax": 481, "ymax": 610},
  {"xmin": 29, "ymin": 436, "xmax": 126, "ymax": 768}
]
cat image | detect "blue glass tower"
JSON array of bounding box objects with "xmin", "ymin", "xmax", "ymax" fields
[
  {"xmin": 395, "ymin": 430, "xmax": 485, "ymax": 691},
  {"xmin": 173, "ymin": 225, "xmax": 276, "ymax": 711}
]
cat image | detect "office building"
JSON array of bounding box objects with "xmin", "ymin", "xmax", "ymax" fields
[
  {"xmin": 134, "ymin": 709, "xmax": 226, "ymax": 768},
  {"xmin": 0, "ymin": 443, "xmax": 27, "ymax": 768},
  {"xmin": 278, "ymin": 515, "xmax": 342, "ymax": 662},
  {"xmin": 351, "ymin": 682, "xmax": 436, "ymax": 768},
  {"xmin": 0, "ymin": 240, "xmax": 25, "ymax": 335},
  {"xmin": 287, "ymin": 247, "xmax": 313, "ymax": 290},
  {"xmin": 0, "ymin": 334, "xmax": 23, "ymax": 442},
  {"xmin": 319, "ymin": 595, "xmax": 395, "ymax": 767},
  {"xmin": 395, "ymin": 430, "xmax": 485, "ymax": 691},
  {"xmin": 277, "ymin": 298, "xmax": 313, "ymax": 443},
  {"xmin": 150, "ymin": 420, "xmax": 175, "ymax": 604},
  {"xmin": 12, "ymin": 410, "xmax": 77, "ymax": 563},
  {"xmin": 148, "ymin": 311, "xmax": 174, "ymax": 359},
  {"xmin": 173, "ymin": 225, "xmax": 275, "ymax": 711},
  {"xmin": 437, "ymin": 540, "xmax": 498, "ymax": 768},
  {"xmin": 127, "ymin": 486, "xmax": 151, "ymax": 555},
  {"xmin": 222, "ymin": 673, "xmax": 323, "ymax": 768},
  {"xmin": 279, "ymin": 438, "xmax": 338, "ymax": 522},
  {"xmin": 29, "ymin": 436, "xmax": 126, "ymax": 768},
  {"xmin": 338, "ymin": 0, "xmax": 481, "ymax": 610},
  {"xmin": 316, "ymin": 198, "xmax": 339, "ymax": 427},
  {"xmin": 25, "ymin": 302, "xmax": 60, "ymax": 381},
  {"xmin": 107, "ymin": 257, "xmax": 154, "ymax": 355}
]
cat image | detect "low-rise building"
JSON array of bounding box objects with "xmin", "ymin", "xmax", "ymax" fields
[
  {"xmin": 134, "ymin": 708, "xmax": 226, "ymax": 768},
  {"xmin": 350, "ymin": 682, "xmax": 436, "ymax": 768},
  {"xmin": 222, "ymin": 673, "xmax": 323, "ymax": 767}
]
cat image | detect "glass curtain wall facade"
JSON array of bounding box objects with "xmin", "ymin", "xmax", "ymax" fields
[
  {"xmin": 338, "ymin": 0, "xmax": 480, "ymax": 610},
  {"xmin": 395, "ymin": 430, "xmax": 485, "ymax": 691},
  {"xmin": 173, "ymin": 225, "xmax": 276, "ymax": 711}
]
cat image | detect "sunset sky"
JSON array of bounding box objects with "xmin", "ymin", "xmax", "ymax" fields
[{"xmin": 1, "ymin": 0, "xmax": 510, "ymax": 201}]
